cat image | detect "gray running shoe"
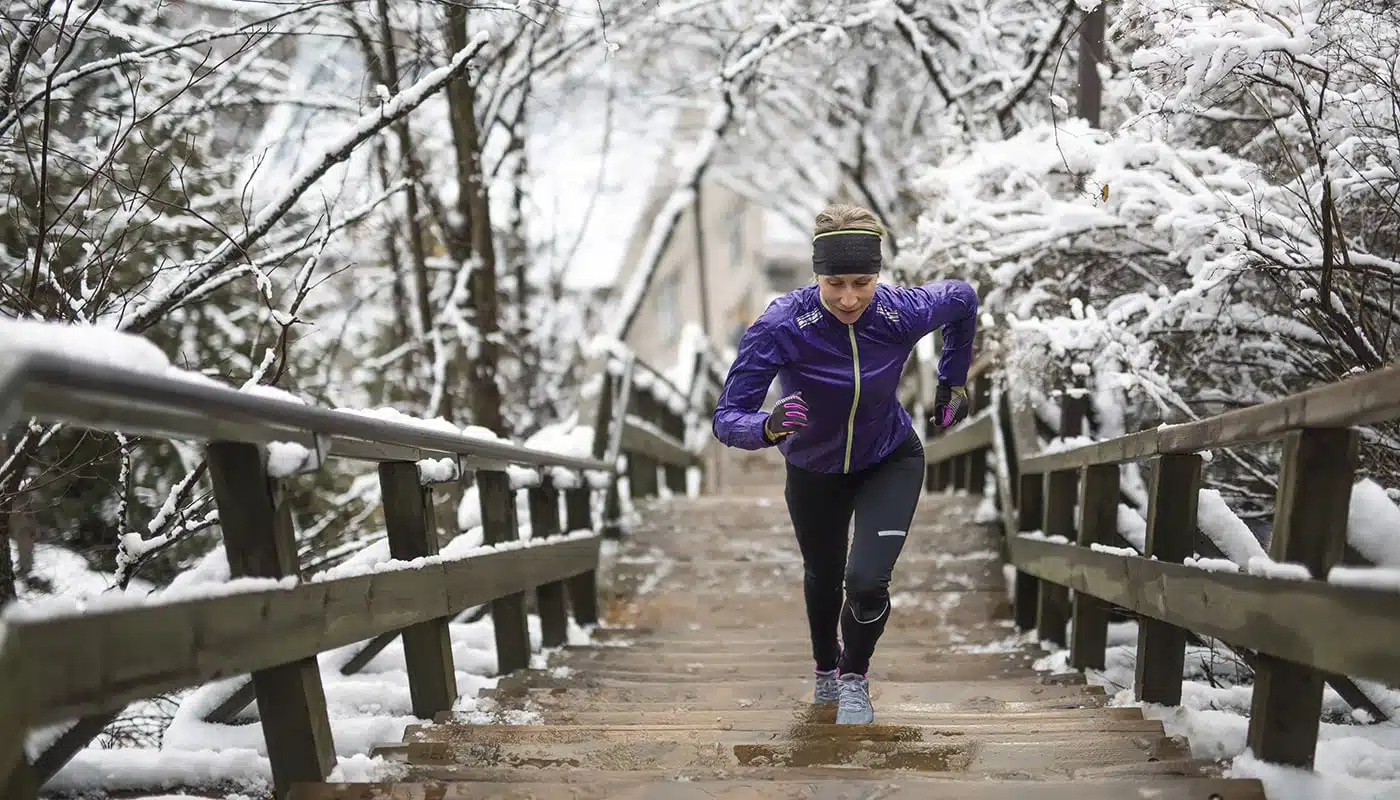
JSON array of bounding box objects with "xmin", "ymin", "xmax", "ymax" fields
[
  {"xmin": 814, "ymin": 668, "xmax": 840, "ymax": 703},
  {"xmin": 835, "ymin": 673, "xmax": 874, "ymax": 724}
]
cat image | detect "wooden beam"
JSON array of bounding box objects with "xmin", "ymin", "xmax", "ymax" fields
[
  {"xmin": 1019, "ymin": 363, "xmax": 1400, "ymax": 475},
  {"xmin": 1070, "ymin": 463, "xmax": 1117, "ymax": 670},
  {"xmin": 620, "ymin": 417, "xmax": 696, "ymax": 470},
  {"xmin": 1135, "ymin": 455, "xmax": 1202, "ymax": 706},
  {"xmin": 1248, "ymin": 428, "xmax": 1357, "ymax": 769},
  {"xmin": 529, "ymin": 483, "xmax": 570, "ymax": 649},
  {"xmin": 1036, "ymin": 469, "xmax": 1076, "ymax": 647},
  {"xmin": 208, "ymin": 441, "xmax": 335, "ymax": 795},
  {"xmin": 9, "ymin": 535, "xmax": 599, "ymax": 726},
  {"xmin": 380, "ymin": 462, "xmax": 457, "ymax": 720},
  {"xmin": 922, "ymin": 410, "xmax": 994, "ymax": 464},
  {"xmin": 563, "ymin": 487, "xmax": 600, "ymax": 627},
  {"xmin": 478, "ymin": 470, "xmax": 532, "ymax": 676},
  {"xmin": 1007, "ymin": 536, "xmax": 1400, "ymax": 686}
]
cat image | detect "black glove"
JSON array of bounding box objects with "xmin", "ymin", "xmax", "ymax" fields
[{"xmin": 931, "ymin": 383, "xmax": 968, "ymax": 428}]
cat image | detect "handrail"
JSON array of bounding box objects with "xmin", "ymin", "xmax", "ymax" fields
[
  {"xmin": 0, "ymin": 332, "xmax": 725, "ymax": 798},
  {"xmin": 0, "ymin": 348, "xmax": 609, "ymax": 474},
  {"xmin": 918, "ymin": 347, "xmax": 1400, "ymax": 774},
  {"xmin": 1018, "ymin": 360, "xmax": 1400, "ymax": 475}
]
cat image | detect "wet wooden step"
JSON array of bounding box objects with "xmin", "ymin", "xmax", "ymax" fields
[
  {"xmin": 293, "ymin": 776, "xmax": 1265, "ymax": 799},
  {"xmin": 474, "ymin": 706, "xmax": 1148, "ymax": 727},
  {"xmin": 554, "ymin": 646, "xmax": 1041, "ymax": 668},
  {"xmin": 399, "ymin": 718, "xmax": 1168, "ymax": 747},
  {"xmin": 389, "ymin": 730, "xmax": 1189, "ymax": 772}
]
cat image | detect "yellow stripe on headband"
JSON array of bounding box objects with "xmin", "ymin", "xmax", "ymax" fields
[{"xmin": 812, "ymin": 228, "xmax": 883, "ymax": 242}]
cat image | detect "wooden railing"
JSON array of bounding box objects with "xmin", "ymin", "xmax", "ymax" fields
[
  {"xmin": 0, "ymin": 340, "xmax": 721, "ymax": 799},
  {"xmin": 919, "ymin": 353, "xmax": 1400, "ymax": 772}
]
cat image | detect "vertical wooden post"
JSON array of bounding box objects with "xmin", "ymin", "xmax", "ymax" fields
[
  {"xmin": 630, "ymin": 391, "xmax": 661, "ymax": 499},
  {"xmin": 529, "ymin": 481, "xmax": 570, "ymax": 649},
  {"xmin": 207, "ymin": 442, "xmax": 335, "ymax": 796},
  {"xmin": 478, "ymin": 470, "xmax": 531, "ymax": 675},
  {"xmin": 923, "ymin": 417, "xmax": 939, "ymax": 492},
  {"xmin": 1134, "ymin": 454, "xmax": 1203, "ymax": 705},
  {"xmin": 0, "ymin": 652, "xmax": 36, "ymax": 800},
  {"xmin": 564, "ymin": 487, "xmax": 600, "ymax": 626},
  {"xmin": 951, "ymin": 454, "xmax": 967, "ymax": 491},
  {"xmin": 966, "ymin": 446, "xmax": 987, "ymax": 496},
  {"xmin": 1014, "ymin": 471, "xmax": 1043, "ymax": 631},
  {"xmin": 378, "ymin": 461, "xmax": 457, "ymax": 720},
  {"xmin": 1247, "ymin": 428, "xmax": 1357, "ymax": 768},
  {"xmin": 1070, "ymin": 463, "xmax": 1118, "ymax": 670},
  {"xmin": 660, "ymin": 403, "xmax": 688, "ymax": 494},
  {"xmin": 1036, "ymin": 468, "xmax": 1077, "ymax": 646}
]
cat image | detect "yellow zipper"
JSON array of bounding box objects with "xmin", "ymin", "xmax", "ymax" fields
[{"xmin": 843, "ymin": 323, "xmax": 861, "ymax": 473}]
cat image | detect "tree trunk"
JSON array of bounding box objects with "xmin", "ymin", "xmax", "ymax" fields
[{"xmin": 443, "ymin": 5, "xmax": 504, "ymax": 434}]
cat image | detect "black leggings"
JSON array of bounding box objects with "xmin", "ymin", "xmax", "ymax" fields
[{"xmin": 784, "ymin": 431, "xmax": 925, "ymax": 676}]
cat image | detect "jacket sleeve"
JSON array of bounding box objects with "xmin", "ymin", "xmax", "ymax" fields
[
  {"xmin": 891, "ymin": 279, "xmax": 979, "ymax": 386},
  {"xmin": 712, "ymin": 312, "xmax": 788, "ymax": 450}
]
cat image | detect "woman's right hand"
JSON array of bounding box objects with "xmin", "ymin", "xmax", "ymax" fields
[{"xmin": 764, "ymin": 392, "xmax": 809, "ymax": 441}]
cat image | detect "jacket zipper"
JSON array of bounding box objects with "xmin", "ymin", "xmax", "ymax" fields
[{"xmin": 843, "ymin": 323, "xmax": 861, "ymax": 473}]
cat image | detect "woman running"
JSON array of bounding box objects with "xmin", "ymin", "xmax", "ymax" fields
[{"xmin": 711, "ymin": 203, "xmax": 978, "ymax": 724}]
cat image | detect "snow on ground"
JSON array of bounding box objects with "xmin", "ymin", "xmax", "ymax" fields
[{"xmin": 1031, "ymin": 623, "xmax": 1400, "ymax": 800}]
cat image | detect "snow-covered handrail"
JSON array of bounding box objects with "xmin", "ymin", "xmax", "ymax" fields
[
  {"xmin": 921, "ymin": 354, "xmax": 1400, "ymax": 773},
  {"xmin": 0, "ymin": 345, "xmax": 610, "ymax": 476}
]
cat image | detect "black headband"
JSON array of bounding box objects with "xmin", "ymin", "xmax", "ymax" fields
[{"xmin": 812, "ymin": 229, "xmax": 882, "ymax": 275}]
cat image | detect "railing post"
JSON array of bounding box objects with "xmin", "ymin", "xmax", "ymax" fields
[
  {"xmin": 1247, "ymin": 428, "xmax": 1357, "ymax": 768},
  {"xmin": 1134, "ymin": 453, "xmax": 1202, "ymax": 705},
  {"xmin": 529, "ymin": 480, "xmax": 570, "ymax": 649},
  {"xmin": 1036, "ymin": 468, "xmax": 1076, "ymax": 646},
  {"xmin": 563, "ymin": 486, "xmax": 600, "ymax": 626},
  {"xmin": 206, "ymin": 442, "xmax": 335, "ymax": 796},
  {"xmin": 660, "ymin": 402, "xmax": 688, "ymax": 494},
  {"xmin": 966, "ymin": 444, "xmax": 987, "ymax": 496},
  {"xmin": 0, "ymin": 654, "xmax": 36, "ymax": 800},
  {"xmin": 629, "ymin": 390, "xmax": 661, "ymax": 499},
  {"xmin": 478, "ymin": 470, "xmax": 531, "ymax": 675},
  {"xmin": 1014, "ymin": 472, "xmax": 1043, "ymax": 630},
  {"xmin": 379, "ymin": 461, "xmax": 457, "ymax": 719},
  {"xmin": 951, "ymin": 454, "xmax": 967, "ymax": 491},
  {"xmin": 1070, "ymin": 463, "xmax": 1118, "ymax": 670}
]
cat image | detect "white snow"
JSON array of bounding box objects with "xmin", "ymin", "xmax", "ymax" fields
[
  {"xmin": 1198, "ymin": 489, "xmax": 1269, "ymax": 564},
  {"xmin": 1033, "ymin": 621, "xmax": 1400, "ymax": 799},
  {"xmin": 1347, "ymin": 479, "xmax": 1400, "ymax": 567}
]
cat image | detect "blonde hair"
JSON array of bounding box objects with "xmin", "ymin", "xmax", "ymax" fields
[{"xmin": 813, "ymin": 204, "xmax": 886, "ymax": 237}]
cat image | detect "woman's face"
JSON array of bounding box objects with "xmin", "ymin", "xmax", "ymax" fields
[{"xmin": 818, "ymin": 273, "xmax": 878, "ymax": 324}]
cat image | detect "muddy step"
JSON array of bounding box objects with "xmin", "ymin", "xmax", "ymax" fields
[
  {"xmin": 519, "ymin": 663, "xmax": 1042, "ymax": 684},
  {"xmin": 600, "ymin": 593, "xmax": 1014, "ymax": 631},
  {"xmin": 492, "ymin": 670, "xmax": 1080, "ymax": 696},
  {"xmin": 401, "ymin": 719, "xmax": 1168, "ymax": 748},
  {"xmin": 391, "ymin": 731, "xmax": 1188, "ymax": 772},
  {"xmin": 292, "ymin": 776, "xmax": 1265, "ymax": 799},
  {"xmin": 484, "ymin": 706, "xmax": 1147, "ymax": 727}
]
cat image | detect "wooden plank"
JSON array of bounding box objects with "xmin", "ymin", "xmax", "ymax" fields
[
  {"xmin": 380, "ymin": 462, "xmax": 457, "ymax": 720},
  {"xmin": 1007, "ymin": 535, "xmax": 1400, "ymax": 686},
  {"xmin": 1036, "ymin": 469, "xmax": 1076, "ymax": 646},
  {"xmin": 1134, "ymin": 455, "xmax": 1202, "ymax": 706},
  {"xmin": 922, "ymin": 411, "xmax": 994, "ymax": 464},
  {"xmin": 1019, "ymin": 364, "xmax": 1400, "ymax": 475},
  {"xmin": 1013, "ymin": 472, "xmax": 1043, "ymax": 631},
  {"xmin": 1247, "ymin": 428, "xmax": 1357, "ymax": 769},
  {"xmin": 0, "ymin": 647, "xmax": 36, "ymax": 800},
  {"xmin": 1070, "ymin": 463, "xmax": 1117, "ymax": 670},
  {"xmin": 207, "ymin": 441, "xmax": 336, "ymax": 794},
  {"xmin": 479, "ymin": 470, "xmax": 531, "ymax": 676},
  {"xmin": 529, "ymin": 484, "xmax": 570, "ymax": 649},
  {"xmin": 564, "ymin": 487, "xmax": 600, "ymax": 627},
  {"xmin": 10, "ymin": 535, "xmax": 600, "ymax": 726},
  {"xmin": 30, "ymin": 708, "xmax": 121, "ymax": 783},
  {"xmin": 620, "ymin": 418, "xmax": 696, "ymax": 470}
]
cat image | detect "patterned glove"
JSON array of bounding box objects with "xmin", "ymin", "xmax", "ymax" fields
[
  {"xmin": 764, "ymin": 392, "xmax": 809, "ymax": 441},
  {"xmin": 932, "ymin": 383, "xmax": 968, "ymax": 428}
]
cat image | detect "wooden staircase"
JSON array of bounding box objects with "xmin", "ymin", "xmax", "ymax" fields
[{"xmin": 293, "ymin": 454, "xmax": 1266, "ymax": 799}]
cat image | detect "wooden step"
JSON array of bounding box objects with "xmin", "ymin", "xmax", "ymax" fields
[
  {"xmin": 462, "ymin": 706, "xmax": 1148, "ymax": 727},
  {"xmin": 292, "ymin": 777, "xmax": 1265, "ymax": 799},
  {"xmin": 387, "ymin": 730, "xmax": 1189, "ymax": 772}
]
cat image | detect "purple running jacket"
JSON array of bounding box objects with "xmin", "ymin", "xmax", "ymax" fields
[{"xmin": 711, "ymin": 280, "xmax": 978, "ymax": 474}]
